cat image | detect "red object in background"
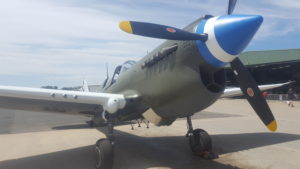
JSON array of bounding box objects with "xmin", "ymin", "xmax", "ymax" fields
[{"xmin": 262, "ymin": 91, "xmax": 268, "ymax": 98}]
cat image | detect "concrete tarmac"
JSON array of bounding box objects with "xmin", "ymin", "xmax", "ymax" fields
[{"xmin": 0, "ymin": 99, "xmax": 299, "ymax": 169}]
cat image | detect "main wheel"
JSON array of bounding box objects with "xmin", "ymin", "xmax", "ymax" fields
[
  {"xmin": 189, "ymin": 129, "xmax": 212, "ymax": 157},
  {"xmin": 95, "ymin": 139, "xmax": 114, "ymax": 169}
]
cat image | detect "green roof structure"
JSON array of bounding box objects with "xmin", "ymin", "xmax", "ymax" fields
[
  {"xmin": 225, "ymin": 49, "xmax": 300, "ymax": 92},
  {"xmin": 240, "ymin": 49, "xmax": 300, "ymax": 66}
]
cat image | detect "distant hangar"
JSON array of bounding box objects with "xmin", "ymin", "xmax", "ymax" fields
[{"xmin": 226, "ymin": 49, "xmax": 300, "ymax": 93}]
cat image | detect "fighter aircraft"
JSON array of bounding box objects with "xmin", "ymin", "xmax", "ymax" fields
[{"xmin": 0, "ymin": 0, "xmax": 289, "ymax": 169}]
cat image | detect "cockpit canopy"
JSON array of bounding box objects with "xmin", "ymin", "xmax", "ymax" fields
[
  {"xmin": 120, "ymin": 60, "xmax": 136, "ymax": 74},
  {"xmin": 102, "ymin": 60, "xmax": 137, "ymax": 89}
]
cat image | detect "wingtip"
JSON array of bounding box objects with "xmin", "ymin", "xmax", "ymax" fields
[
  {"xmin": 119, "ymin": 21, "xmax": 133, "ymax": 33},
  {"xmin": 267, "ymin": 120, "xmax": 277, "ymax": 132}
]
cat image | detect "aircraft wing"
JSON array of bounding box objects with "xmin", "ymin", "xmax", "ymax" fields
[
  {"xmin": 0, "ymin": 86, "xmax": 126, "ymax": 115},
  {"xmin": 222, "ymin": 82, "xmax": 290, "ymax": 98}
]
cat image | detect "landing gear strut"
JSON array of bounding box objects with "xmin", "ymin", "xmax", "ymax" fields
[
  {"xmin": 186, "ymin": 116, "xmax": 215, "ymax": 159},
  {"xmin": 87, "ymin": 109, "xmax": 106, "ymax": 127},
  {"xmin": 95, "ymin": 114, "xmax": 114, "ymax": 169}
]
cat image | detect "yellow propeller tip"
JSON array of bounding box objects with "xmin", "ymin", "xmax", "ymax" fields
[
  {"xmin": 267, "ymin": 120, "xmax": 277, "ymax": 132},
  {"xmin": 119, "ymin": 21, "xmax": 133, "ymax": 33}
]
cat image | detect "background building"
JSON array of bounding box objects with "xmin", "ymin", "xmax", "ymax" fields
[{"xmin": 226, "ymin": 49, "xmax": 300, "ymax": 94}]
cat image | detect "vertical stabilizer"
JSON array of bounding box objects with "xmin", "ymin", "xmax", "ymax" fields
[{"xmin": 82, "ymin": 80, "xmax": 90, "ymax": 92}]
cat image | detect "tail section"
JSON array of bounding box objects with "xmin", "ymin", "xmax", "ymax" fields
[{"xmin": 82, "ymin": 80, "xmax": 90, "ymax": 92}]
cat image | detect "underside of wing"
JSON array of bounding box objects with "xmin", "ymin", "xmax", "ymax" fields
[
  {"xmin": 0, "ymin": 86, "xmax": 126, "ymax": 115},
  {"xmin": 0, "ymin": 96, "xmax": 99, "ymax": 115}
]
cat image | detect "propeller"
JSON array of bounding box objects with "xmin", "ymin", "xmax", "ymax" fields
[
  {"xmin": 119, "ymin": 0, "xmax": 277, "ymax": 132},
  {"xmin": 119, "ymin": 0, "xmax": 237, "ymax": 41},
  {"xmin": 228, "ymin": 0, "xmax": 237, "ymax": 14},
  {"xmin": 119, "ymin": 21, "xmax": 208, "ymax": 42},
  {"xmin": 230, "ymin": 58, "xmax": 277, "ymax": 131}
]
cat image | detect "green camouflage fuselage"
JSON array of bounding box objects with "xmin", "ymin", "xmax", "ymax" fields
[{"xmin": 106, "ymin": 17, "xmax": 225, "ymax": 125}]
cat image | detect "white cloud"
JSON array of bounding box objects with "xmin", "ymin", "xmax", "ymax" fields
[
  {"xmin": 0, "ymin": 0, "xmax": 164, "ymax": 87},
  {"xmin": 0, "ymin": 0, "xmax": 299, "ymax": 87},
  {"xmin": 270, "ymin": 0, "xmax": 300, "ymax": 9}
]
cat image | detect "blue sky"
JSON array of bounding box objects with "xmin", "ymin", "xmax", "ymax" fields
[{"xmin": 0, "ymin": 0, "xmax": 299, "ymax": 87}]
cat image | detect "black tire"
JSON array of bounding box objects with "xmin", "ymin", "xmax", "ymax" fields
[
  {"xmin": 189, "ymin": 129, "xmax": 212, "ymax": 156},
  {"xmin": 95, "ymin": 139, "xmax": 114, "ymax": 169}
]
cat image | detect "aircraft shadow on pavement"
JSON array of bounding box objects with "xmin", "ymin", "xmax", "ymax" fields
[
  {"xmin": 52, "ymin": 122, "xmax": 132, "ymax": 130},
  {"xmin": 1, "ymin": 128, "xmax": 299, "ymax": 169},
  {"xmin": 210, "ymin": 132, "xmax": 300, "ymax": 154}
]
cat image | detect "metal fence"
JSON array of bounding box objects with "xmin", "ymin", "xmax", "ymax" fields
[{"xmin": 266, "ymin": 94, "xmax": 300, "ymax": 101}]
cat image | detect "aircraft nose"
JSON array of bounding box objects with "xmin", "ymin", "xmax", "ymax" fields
[
  {"xmin": 195, "ymin": 14, "xmax": 263, "ymax": 67},
  {"xmin": 215, "ymin": 15, "xmax": 263, "ymax": 55}
]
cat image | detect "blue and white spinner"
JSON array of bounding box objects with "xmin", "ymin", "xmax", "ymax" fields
[{"xmin": 195, "ymin": 15, "xmax": 263, "ymax": 67}]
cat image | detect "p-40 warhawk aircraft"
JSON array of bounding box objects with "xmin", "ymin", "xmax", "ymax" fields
[{"xmin": 0, "ymin": 0, "xmax": 289, "ymax": 169}]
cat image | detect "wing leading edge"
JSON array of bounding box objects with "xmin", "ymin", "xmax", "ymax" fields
[
  {"xmin": 0, "ymin": 86, "xmax": 126, "ymax": 114},
  {"xmin": 222, "ymin": 82, "xmax": 290, "ymax": 98}
]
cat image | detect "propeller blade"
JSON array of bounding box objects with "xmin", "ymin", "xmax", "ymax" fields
[
  {"xmin": 228, "ymin": 0, "xmax": 237, "ymax": 14},
  {"xmin": 230, "ymin": 58, "xmax": 277, "ymax": 132},
  {"xmin": 119, "ymin": 21, "xmax": 208, "ymax": 42}
]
